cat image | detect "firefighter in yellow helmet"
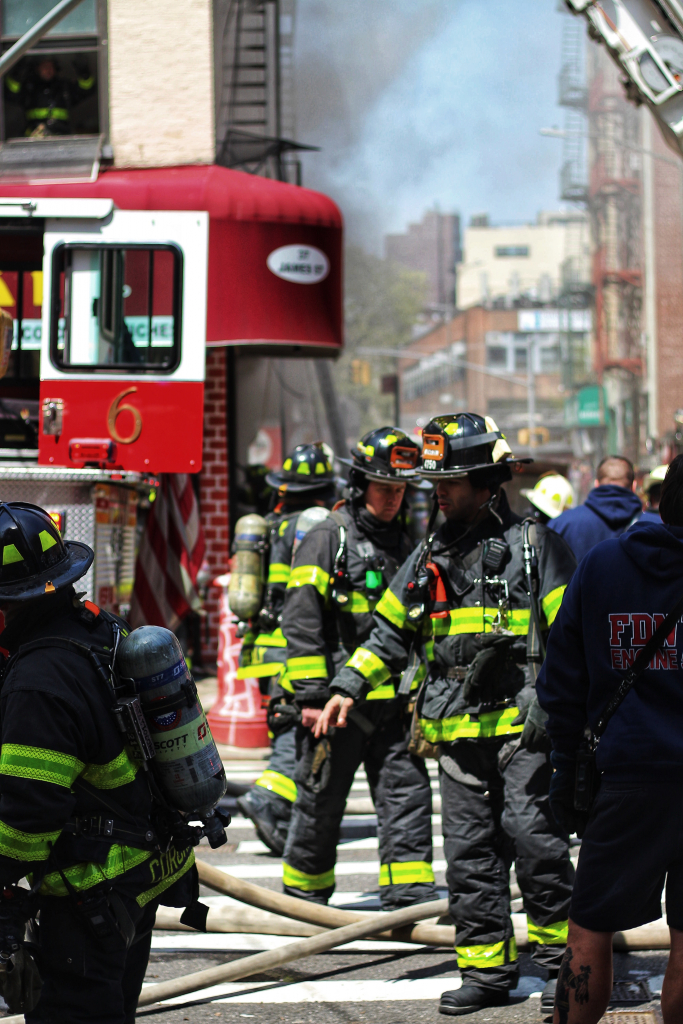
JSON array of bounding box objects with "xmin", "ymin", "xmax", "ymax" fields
[{"xmin": 522, "ymin": 472, "xmax": 575, "ymax": 525}]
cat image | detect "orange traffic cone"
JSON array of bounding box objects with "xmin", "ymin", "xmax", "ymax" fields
[{"xmin": 207, "ymin": 575, "xmax": 270, "ymax": 747}]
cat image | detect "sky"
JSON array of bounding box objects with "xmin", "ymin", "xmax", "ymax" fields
[{"xmin": 293, "ymin": 0, "xmax": 568, "ymax": 252}]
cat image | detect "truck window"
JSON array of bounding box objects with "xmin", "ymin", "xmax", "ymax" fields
[{"xmin": 51, "ymin": 244, "xmax": 182, "ymax": 373}]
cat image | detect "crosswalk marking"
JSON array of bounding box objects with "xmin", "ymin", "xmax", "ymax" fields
[
  {"xmin": 235, "ymin": 834, "xmax": 446, "ymax": 855},
  {"xmin": 207, "ymin": 859, "xmax": 448, "ymax": 879}
]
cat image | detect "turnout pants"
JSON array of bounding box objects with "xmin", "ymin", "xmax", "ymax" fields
[
  {"xmin": 282, "ymin": 703, "xmax": 437, "ymax": 909},
  {"xmin": 26, "ymin": 892, "xmax": 158, "ymax": 1024},
  {"xmin": 440, "ymin": 739, "xmax": 574, "ymax": 992}
]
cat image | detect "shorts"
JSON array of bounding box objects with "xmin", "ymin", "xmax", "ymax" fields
[{"xmin": 570, "ymin": 778, "xmax": 683, "ymax": 933}]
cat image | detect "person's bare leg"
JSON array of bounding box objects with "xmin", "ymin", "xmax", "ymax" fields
[
  {"xmin": 553, "ymin": 919, "xmax": 613, "ymax": 1024},
  {"xmin": 661, "ymin": 926, "xmax": 683, "ymax": 1022}
]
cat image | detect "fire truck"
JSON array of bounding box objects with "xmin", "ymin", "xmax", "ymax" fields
[{"xmin": 0, "ymin": 165, "xmax": 342, "ymax": 617}]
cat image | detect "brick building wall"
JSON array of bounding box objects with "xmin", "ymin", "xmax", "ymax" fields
[
  {"xmin": 651, "ymin": 124, "xmax": 683, "ymax": 441},
  {"xmin": 385, "ymin": 211, "xmax": 460, "ymax": 309},
  {"xmin": 199, "ymin": 347, "xmax": 230, "ymax": 664}
]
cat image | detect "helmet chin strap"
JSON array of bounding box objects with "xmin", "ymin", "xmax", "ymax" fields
[{"xmin": 479, "ymin": 490, "xmax": 502, "ymax": 525}]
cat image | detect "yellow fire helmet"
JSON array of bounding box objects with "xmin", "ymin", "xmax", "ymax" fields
[
  {"xmin": 643, "ymin": 464, "xmax": 668, "ymax": 495},
  {"xmin": 521, "ymin": 473, "xmax": 575, "ymax": 520}
]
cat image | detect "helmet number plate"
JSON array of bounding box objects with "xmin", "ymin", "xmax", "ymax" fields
[
  {"xmin": 390, "ymin": 446, "xmax": 418, "ymax": 470},
  {"xmin": 421, "ymin": 434, "xmax": 445, "ymax": 461}
]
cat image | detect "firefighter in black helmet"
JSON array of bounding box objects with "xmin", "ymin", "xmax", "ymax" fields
[
  {"xmin": 237, "ymin": 444, "xmax": 337, "ymax": 854},
  {"xmin": 325, "ymin": 414, "xmax": 577, "ymax": 1015},
  {"xmin": 280, "ymin": 427, "xmax": 439, "ymax": 909},
  {"xmin": 0, "ymin": 503, "xmax": 197, "ymax": 1022}
]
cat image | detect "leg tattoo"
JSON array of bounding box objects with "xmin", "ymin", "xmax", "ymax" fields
[{"xmin": 555, "ymin": 946, "xmax": 592, "ymax": 1024}]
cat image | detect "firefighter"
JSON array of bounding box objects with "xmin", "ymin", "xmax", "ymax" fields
[
  {"xmin": 6, "ymin": 58, "xmax": 95, "ymax": 138},
  {"xmin": 280, "ymin": 427, "xmax": 439, "ymax": 910},
  {"xmin": 521, "ymin": 472, "xmax": 575, "ymax": 525},
  {"xmin": 237, "ymin": 443, "xmax": 336, "ymax": 855},
  {"xmin": 0, "ymin": 503, "xmax": 197, "ymax": 1023},
  {"xmin": 321, "ymin": 414, "xmax": 577, "ymax": 1015},
  {"xmin": 640, "ymin": 463, "xmax": 667, "ymax": 523}
]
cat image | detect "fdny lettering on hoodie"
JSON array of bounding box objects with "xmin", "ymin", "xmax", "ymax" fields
[{"xmin": 609, "ymin": 612, "xmax": 679, "ymax": 670}]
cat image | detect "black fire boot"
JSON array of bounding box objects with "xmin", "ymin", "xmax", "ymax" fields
[
  {"xmin": 541, "ymin": 974, "xmax": 558, "ymax": 1014},
  {"xmin": 237, "ymin": 789, "xmax": 289, "ymax": 856},
  {"xmin": 439, "ymin": 985, "xmax": 510, "ymax": 1016}
]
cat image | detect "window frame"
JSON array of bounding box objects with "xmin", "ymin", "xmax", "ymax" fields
[{"xmin": 50, "ymin": 240, "xmax": 184, "ymax": 375}]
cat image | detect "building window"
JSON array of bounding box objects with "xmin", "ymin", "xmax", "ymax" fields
[
  {"xmin": 495, "ymin": 246, "xmax": 529, "ymax": 258},
  {"xmin": 514, "ymin": 346, "xmax": 528, "ymax": 371},
  {"xmin": 1, "ymin": 0, "xmax": 105, "ymax": 143},
  {"xmin": 486, "ymin": 346, "xmax": 508, "ymax": 369}
]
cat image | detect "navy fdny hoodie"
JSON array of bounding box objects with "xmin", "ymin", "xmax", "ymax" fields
[
  {"xmin": 547, "ymin": 483, "xmax": 642, "ymax": 562},
  {"xmin": 537, "ymin": 521, "xmax": 683, "ymax": 780}
]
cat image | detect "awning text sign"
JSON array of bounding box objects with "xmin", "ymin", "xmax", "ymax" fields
[{"xmin": 267, "ymin": 244, "xmax": 330, "ymax": 284}]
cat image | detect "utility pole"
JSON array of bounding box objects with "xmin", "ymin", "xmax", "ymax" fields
[{"xmin": 527, "ymin": 335, "xmax": 536, "ymax": 457}]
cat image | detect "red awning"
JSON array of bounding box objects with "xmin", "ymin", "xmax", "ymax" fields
[{"xmin": 0, "ymin": 164, "xmax": 343, "ymax": 352}]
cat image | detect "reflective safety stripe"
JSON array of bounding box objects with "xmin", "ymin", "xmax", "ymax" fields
[
  {"xmin": 346, "ymin": 648, "xmax": 391, "ymax": 689},
  {"xmin": 0, "ymin": 744, "xmax": 83, "ymax": 788},
  {"xmin": 425, "ymin": 639, "xmax": 435, "ymax": 661},
  {"xmin": 421, "ymin": 706, "xmax": 522, "ymax": 742},
  {"xmin": 287, "ymin": 564, "xmax": 331, "ymax": 599},
  {"xmin": 432, "ymin": 607, "xmax": 530, "ymax": 636},
  {"xmin": 0, "ymin": 820, "xmax": 61, "ymax": 862},
  {"xmin": 376, "ymin": 588, "xmax": 409, "ymax": 629},
  {"xmin": 256, "ymin": 770, "xmax": 298, "ymax": 803},
  {"xmin": 41, "ymin": 844, "xmax": 152, "ymax": 897},
  {"xmin": 366, "ymin": 671, "xmax": 422, "ymax": 701},
  {"xmin": 280, "ymin": 674, "xmax": 295, "ymax": 694},
  {"xmin": 268, "ymin": 563, "xmax": 291, "ymax": 585},
  {"xmin": 77, "ymin": 75, "xmax": 95, "ymax": 89},
  {"xmin": 378, "ymin": 861, "xmax": 435, "ymax": 885},
  {"xmin": 456, "ymin": 937, "xmax": 518, "ymax": 969},
  {"xmin": 283, "ymin": 863, "xmax": 335, "ymax": 891},
  {"xmin": 81, "ymin": 749, "xmax": 138, "ymax": 790},
  {"xmin": 254, "ymin": 628, "xmax": 287, "ymax": 647},
  {"xmin": 527, "ymin": 918, "xmax": 568, "ymax": 946},
  {"xmin": 137, "ymin": 847, "xmax": 196, "ymax": 907},
  {"xmin": 26, "ymin": 107, "xmax": 69, "ymax": 120},
  {"xmin": 339, "ymin": 591, "xmax": 377, "ymax": 614},
  {"xmin": 6, "ymin": 76, "xmax": 20, "ymax": 94},
  {"xmin": 285, "ymin": 655, "xmax": 328, "ymax": 680},
  {"xmin": 542, "ymin": 585, "xmax": 566, "ymax": 626},
  {"xmin": 236, "ymin": 662, "xmax": 283, "ymax": 680}
]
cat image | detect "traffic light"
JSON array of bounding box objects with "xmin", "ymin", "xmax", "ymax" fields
[{"xmin": 351, "ymin": 359, "xmax": 371, "ymax": 386}]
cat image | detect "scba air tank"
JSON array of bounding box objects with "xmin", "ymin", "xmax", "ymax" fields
[
  {"xmin": 117, "ymin": 626, "xmax": 227, "ymax": 815},
  {"xmin": 228, "ymin": 514, "xmax": 269, "ymax": 620},
  {"xmin": 292, "ymin": 506, "xmax": 330, "ymax": 556}
]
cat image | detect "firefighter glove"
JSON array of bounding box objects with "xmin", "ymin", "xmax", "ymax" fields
[
  {"xmin": 461, "ymin": 632, "xmax": 521, "ymax": 704},
  {"xmin": 514, "ymin": 694, "xmax": 551, "ymax": 753},
  {"xmin": 0, "ymin": 887, "xmax": 41, "ymax": 1013}
]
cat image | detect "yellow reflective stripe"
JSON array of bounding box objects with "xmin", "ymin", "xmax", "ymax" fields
[
  {"xmin": 0, "ymin": 744, "xmax": 83, "ymax": 788},
  {"xmin": 77, "ymin": 75, "xmax": 94, "ymax": 89},
  {"xmin": 41, "ymin": 845, "xmax": 152, "ymax": 896},
  {"xmin": 283, "ymin": 863, "xmax": 335, "ymax": 891},
  {"xmin": 366, "ymin": 667, "xmax": 423, "ymax": 699},
  {"xmin": 542, "ymin": 585, "xmax": 566, "ymax": 626},
  {"xmin": 256, "ymin": 770, "xmax": 297, "ymax": 803},
  {"xmin": 236, "ymin": 663, "xmax": 283, "ymax": 679},
  {"xmin": 268, "ymin": 563, "xmax": 291, "ymax": 584},
  {"xmin": 421, "ymin": 706, "xmax": 522, "ymax": 742},
  {"xmin": 285, "ymin": 655, "xmax": 328, "ymax": 680},
  {"xmin": 0, "ymin": 820, "xmax": 61, "ymax": 861},
  {"xmin": 432, "ymin": 607, "xmax": 530, "ymax": 636},
  {"xmin": 347, "ymin": 648, "xmax": 391, "ymax": 689},
  {"xmin": 6, "ymin": 76, "xmax": 20, "ymax": 94},
  {"xmin": 137, "ymin": 847, "xmax": 195, "ymax": 907},
  {"xmin": 527, "ymin": 918, "xmax": 568, "ymax": 946},
  {"xmin": 254, "ymin": 628, "xmax": 287, "ymax": 647},
  {"xmin": 378, "ymin": 861, "xmax": 435, "ymax": 885},
  {"xmin": 287, "ymin": 564, "xmax": 331, "ymax": 599},
  {"xmin": 376, "ymin": 588, "xmax": 408, "ymax": 629},
  {"xmin": 280, "ymin": 674, "xmax": 295, "ymax": 693},
  {"xmin": 456, "ymin": 938, "xmax": 518, "ymax": 969},
  {"xmin": 27, "ymin": 107, "xmax": 69, "ymax": 120},
  {"xmin": 425, "ymin": 639, "xmax": 435, "ymax": 661},
  {"xmin": 81, "ymin": 748, "xmax": 138, "ymax": 789},
  {"xmin": 339, "ymin": 591, "xmax": 377, "ymax": 614}
]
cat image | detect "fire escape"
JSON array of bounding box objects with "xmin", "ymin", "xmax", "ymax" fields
[{"xmin": 214, "ymin": 0, "xmax": 315, "ymax": 181}]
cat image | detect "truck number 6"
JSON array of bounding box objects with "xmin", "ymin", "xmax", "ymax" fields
[{"xmin": 108, "ymin": 387, "xmax": 143, "ymax": 444}]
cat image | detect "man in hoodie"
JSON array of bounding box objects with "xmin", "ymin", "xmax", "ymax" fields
[
  {"xmin": 547, "ymin": 456, "xmax": 642, "ymax": 563},
  {"xmin": 537, "ymin": 455, "xmax": 683, "ymax": 1024}
]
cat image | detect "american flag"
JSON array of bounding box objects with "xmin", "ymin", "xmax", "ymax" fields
[{"xmin": 129, "ymin": 474, "xmax": 206, "ymax": 630}]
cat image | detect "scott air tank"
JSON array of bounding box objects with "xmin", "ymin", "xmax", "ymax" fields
[
  {"xmin": 292, "ymin": 506, "xmax": 330, "ymax": 557},
  {"xmin": 228, "ymin": 513, "xmax": 269, "ymax": 620},
  {"xmin": 116, "ymin": 626, "xmax": 226, "ymax": 815}
]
